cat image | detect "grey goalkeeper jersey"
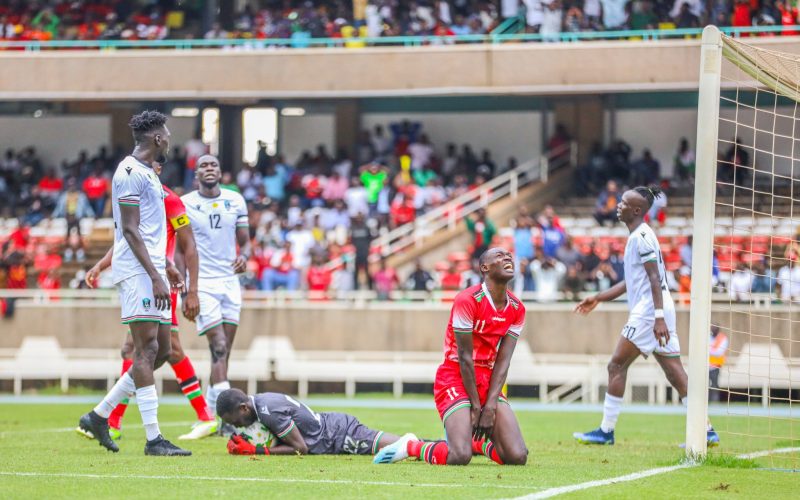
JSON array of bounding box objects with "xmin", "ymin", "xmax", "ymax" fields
[{"xmin": 251, "ymin": 392, "xmax": 380, "ymax": 455}]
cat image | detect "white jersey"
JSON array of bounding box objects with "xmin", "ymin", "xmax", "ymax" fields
[
  {"xmin": 111, "ymin": 156, "xmax": 167, "ymax": 284},
  {"xmin": 182, "ymin": 188, "xmax": 249, "ymax": 279},
  {"xmin": 624, "ymin": 223, "xmax": 673, "ymax": 318}
]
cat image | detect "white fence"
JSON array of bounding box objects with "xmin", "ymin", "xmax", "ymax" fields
[{"xmin": 2, "ymin": 336, "xmax": 797, "ymax": 404}]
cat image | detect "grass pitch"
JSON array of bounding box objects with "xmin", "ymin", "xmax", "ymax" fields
[{"xmin": 0, "ymin": 400, "xmax": 797, "ymax": 499}]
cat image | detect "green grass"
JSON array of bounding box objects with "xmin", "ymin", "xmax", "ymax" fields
[{"xmin": 0, "ymin": 402, "xmax": 797, "ymax": 499}]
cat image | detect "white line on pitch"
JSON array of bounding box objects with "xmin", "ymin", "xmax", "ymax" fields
[
  {"xmin": 512, "ymin": 446, "xmax": 800, "ymax": 499},
  {"xmin": 737, "ymin": 447, "xmax": 800, "ymax": 460},
  {"xmin": 0, "ymin": 471, "xmax": 538, "ymax": 491},
  {"xmin": 513, "ymin": 463, "xmax": 695, "ymax": 499}
]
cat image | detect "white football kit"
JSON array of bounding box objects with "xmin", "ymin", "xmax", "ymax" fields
[
  {"xmin": 111, "ymin": 156, "xmax": 170, "ymax": 325},
  {"xmin": 182, "ymin": 189, "xmax": 249, "ymax": 334},
  {"xmin": 621, "ymin": 223, "xmax": 679, "ymax": 357}
]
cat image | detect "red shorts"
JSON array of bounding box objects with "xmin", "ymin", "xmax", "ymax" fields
[
  {"xmin": 433, "ymin": 360, "xmax": 508, "ymax": 422},
  {"xmin": 170, "ymin": 291, "xmax": 178, "ymax": 329}
]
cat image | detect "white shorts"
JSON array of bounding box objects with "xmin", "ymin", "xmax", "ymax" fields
[
  {"xmin": 197, "ymin": 276, "xmax": 242, "ymax": 335},
  {"xmin": 621, "ymin": 308, "xmax": 680, "ymax": 357},
  {"xmin": 117, "ymin": 273, "xmax": 171, "ymax": 325}
]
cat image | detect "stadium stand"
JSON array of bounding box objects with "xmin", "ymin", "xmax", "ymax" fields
[
  {"xmin": 1, "ymin": 0, "xmax": 799, "ymax": 45},
  {"xmin": 3, "ymin": 129, "xmax": 798, "ymax": 304}
]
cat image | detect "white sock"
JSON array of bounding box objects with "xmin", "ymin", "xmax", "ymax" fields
[
  {"xmin": 136, "ymin": 385, "xmax": 161, "ymax": 441},
  {"xmin": 600, "ymin": 393, "xmax": 624, "ymax": 433},
  {"xmin": 94, "ymin": 372, "xmax": 136, "ymax": 418},
  {"xmin": 206, "ymin": 381, "xmax": 231, "ymax": 417}
]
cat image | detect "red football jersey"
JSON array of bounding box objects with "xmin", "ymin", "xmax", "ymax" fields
[
  {"xmin": 163, "ymin": 187, "xmax": 190, "ymax": 260},
  {"xmin": 443, "ymin": 283, "xmax": 525, "ymax": 369}
]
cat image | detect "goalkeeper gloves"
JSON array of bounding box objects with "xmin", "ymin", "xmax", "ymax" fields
[{"xmin": 227, "ymin": 434, "xmax": 270, "ymax": 455}]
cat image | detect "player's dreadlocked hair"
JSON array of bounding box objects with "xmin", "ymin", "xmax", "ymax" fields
[
  {"xmin": 633, "ymin": 185, "xmax": 663, "ymax": 209},
  {"xmin": 215, "ymin": 387, "xmax": 248, "ymax": 417},
  {"xmin": 128, "ymin": 110, "xmax": 168, "ymax": 142}
]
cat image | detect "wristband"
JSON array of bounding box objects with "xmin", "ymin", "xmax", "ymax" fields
[{"xmin": 654, "ymin": 309, "xmax": 665, "ymax": 319}]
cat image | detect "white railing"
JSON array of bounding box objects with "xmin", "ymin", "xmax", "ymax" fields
[
  {"xmin": 369, "ymin": 141, "xmax": 576, "ymax": 260},
  {"xmin": 0, "ymin": 288, "xmax": 757, "ymax": 307},
  {"xmin": 324, "ymin": 141, "xmax": 576, "ymax": 270}
]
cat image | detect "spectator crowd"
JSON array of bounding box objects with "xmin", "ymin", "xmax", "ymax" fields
[
  {"xmin": 2, "ymin": 116, "xmax": 797, "ymax": 305},
  {"xmin": 0, "ymin": 118, "xmax": 517, "ymax": 297},
  {"xmin": 0, "ymin": 0, "xmax": 798, "ymax": 45}
]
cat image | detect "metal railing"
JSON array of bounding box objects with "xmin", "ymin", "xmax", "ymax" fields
[
  {"xmin": 0, "ymin": 288, "xmax": 780, "ymax": 307},
  {"xmin": 369, "ymin": 141, "xmax": 576, "ymax": 262},
  {"xmin": 1, "ymin": 25, "xmax": 799, "ymax": 51}
]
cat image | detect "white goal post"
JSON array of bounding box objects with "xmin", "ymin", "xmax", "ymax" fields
[
  {"xmin": 685, "ymin": 25, "xmax": 722, "ymax": 460},
  {"xmin": 687, "ymin": 25, "xmax": 800, "ymax": 465}
]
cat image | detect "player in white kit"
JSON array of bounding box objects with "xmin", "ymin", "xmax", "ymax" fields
[
  {"xmin": 572, "ymin": 186, "xmax": 719, "ymax": 446},
  {"xmin": 78, "ymin": 111, "xmax": 191, "ymax": 456},
  {"xmin": 182, "ymin": 155, "xmax": 251, "ymax": 421}
]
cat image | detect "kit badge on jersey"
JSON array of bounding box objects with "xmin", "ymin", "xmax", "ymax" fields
[{"xmin": 224, "ymin": 200, "xmax": 232, "ymax": 210}]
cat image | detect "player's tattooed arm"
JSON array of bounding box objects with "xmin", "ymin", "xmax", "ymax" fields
[
  {"xmin": 455, "ymin": 333, "xmax": 482, "ymax": 433},
  {"xmin": 574, "ymin": 280, "xmax": 626, "ymax": 315},
  {"xmin": 643, "ymin": 260, "xmax": 669, "ymax": 346},
  {"xmin": 232, "ymin": 226, "xmax": 251, "ymax": 274},
  {"xmin": 85, "ymin": 246, "xmax": 113, "ymax": 288},
  {"xmin": 175, "ymin": 224, "xmax": 200, "ymax": 321},
  {"xmin": 120, "ymin": 204, "xmax": 170, "ymax": 310},
  {"xmin": 265, "ymin": 425, "xmax": 309, "ymax": 455}
]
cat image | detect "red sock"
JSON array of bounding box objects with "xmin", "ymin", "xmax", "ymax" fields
[
  {"xmin": 171, "ymin": 356, "xmax": 213, "ymax": 421},
  {"xmin": 108, "ymin": 359, "xmax": 133, "ymax": 430},
  {"xmin": 408, "ymin": 440, "xmax": 449, "ymax": 465},
  {"xmin": 477, "ymin": 439, "xmax": 504, "ymax": 465}
]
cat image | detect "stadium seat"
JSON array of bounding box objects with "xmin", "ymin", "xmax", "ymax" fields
[
  {"xmin": 0, "ymin": 337, "xmax": 68, "ymax": 395},
  {"xmin": 719, "ymin": 343, "xmax": 800, "ymax": 407}
]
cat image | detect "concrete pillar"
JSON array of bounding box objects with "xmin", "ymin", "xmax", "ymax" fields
[
  {"xmin": 218, "ymin": 0, "xmax": 235, "ymax": 31},
  {"xmin": 335, "ymin": 100, "xmax": 360, "ymax": 159},
  {"xmin": 218, "ymin": 104, "xmax": 243, "ymax": 173},
  {"xmin": 550, "ymin": 96, "xmax": 605, "ymax": 165}
]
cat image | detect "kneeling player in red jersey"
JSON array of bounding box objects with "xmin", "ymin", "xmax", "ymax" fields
[{"xmin": 374, "ymin": 247, "xmax": 528, "ymax": 465}]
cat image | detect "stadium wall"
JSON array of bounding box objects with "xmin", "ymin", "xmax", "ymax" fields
[
  {"xmin": 4, "ymin": 39, "xmax": 800, "ymax": 100},
  {"xmin": 0, "ymin": 114, "xmax": 197, "ymax": 167},
  {"xmin": 3, "ymin": 303, "xmax": 796, "ymax": 356},
  {"xmin": 0, "ymin": 115, "xmax": 111, "ymax": 166}
]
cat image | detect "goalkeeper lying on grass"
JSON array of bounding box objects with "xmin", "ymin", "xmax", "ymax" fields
[{"xmin": 217, "ymin": 388, "xmax": 414, "ymax": 456}]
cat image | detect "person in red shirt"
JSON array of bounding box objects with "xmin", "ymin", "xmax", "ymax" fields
[
  {"xmin": 439, "ymin": 262, "xmax": 463, "ymax": 291},
  {"xmin": 375, "ymin": 247, "xmax": 528, "ymax": 466},
  {"xmin": 5, "ymin": 251, "xmax": 29, "ymax": 289},
  {"xmin": 38, "ymin": 168, "xmax": 64, "ymax": 200},
  {"xmin": 732, "ymin": 0, "xmax": 753, "ymax": 34},
  {"xmin": 302, "ymin": 169, "xmax": 326, "ymax": 208},
  {"xmin": 3, "ymin": 220, "xmax": 29, "ymax": 258},
  {"xmin": 37, "ymin": 267, "xmax": 60, "ymax": 290},
  {"xmin": 80, "ymin": 184, "xmax": 216, "ymax": 441},
  {"xmin": 307, "ymin": 253, "xmax": 332, "ymax": 300},
  {"xmin": 82, "ymin": 164, "xmax": 109, "ymax": 218},
  {"xmin": 389, "ymin": 191, "xmax": 416, "ymax": 228},
  {"xmin": 262, "ymin": 240, "xmax": 300, "ymax": 291},
  {"xmin": 777, "ymin": 0, "xmax": 799, "ymax": 36}
]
